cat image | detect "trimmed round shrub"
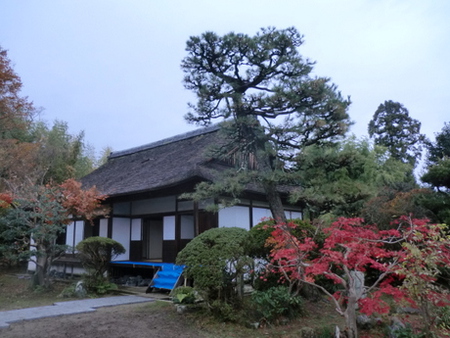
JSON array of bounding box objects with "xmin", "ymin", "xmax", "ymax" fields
[
  {"xmin": 76, "ymin": 236, "xmax": 125, "ymax": 293},
  {"xmin": 176, "ymin": 227, "xmax": 252, "ymax": 307}
]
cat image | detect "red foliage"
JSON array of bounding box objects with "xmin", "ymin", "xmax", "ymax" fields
[
  {"xmin": 0, "ymin": 192, "xmax": 13, "ymax": 209},
  {"xmin": 268, "ymin": 216, "xmax": 450, "ymax": 317},
  {"xmin": 59, "ymin": 179, "xmax": 108, "ymax": 221}
]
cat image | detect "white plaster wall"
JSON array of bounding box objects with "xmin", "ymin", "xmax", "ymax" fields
[
  {"xmin": 286, "ymin": 211, "xmax": 302, "ymax": 220},
  {"xmin": 65, "ymin": 220, "xmax": 84, "ymax": 252},
  {"xmin": 99, "ymin": 218, "xmax": 108, "ymax": 237},
  {"xmin": 52, "ymin": 264, "xmax": 85, "ymax": 276},
  {"xmin": 219, "ymin": 206, "xmax": 250, "ymax": 230},
  {"xmin": 66, "ymin": 221, "xmax": 75, "ymax": 249},
  {"xmin": 73, "ymin": 220, "xmax": 84, "ymax": 249},
  {"xmin": 252, "ymin": 207, "xmax": 272, "ymax": 226},
  {"xmin": 131, "ymin": 218, "xmax": 142, "ymax": 240},
  {"xmin": 111, "ymin": 217, "xmax": 130, "ymax": 261},
  {"xmin": 163, "ymin": 215, "xmax": 176, "ymax": 240},
  {"xmin": 27, "ymin": 260, "xmax": 36, "ymax": 271}
]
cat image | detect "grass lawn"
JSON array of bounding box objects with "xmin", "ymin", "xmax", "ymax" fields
[{"xmin": 0, "ymin": 265, "xmax": 80, "ymax": 311}]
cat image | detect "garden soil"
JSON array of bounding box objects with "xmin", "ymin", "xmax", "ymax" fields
[{"xmin": 0, "ymin": 302, "xmax": 208, "ymax": 338}]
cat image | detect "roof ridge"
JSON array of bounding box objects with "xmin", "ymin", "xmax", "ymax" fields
[{"xmin": 109, "ymin": 124, "xmax": 220, "ymax": 158}]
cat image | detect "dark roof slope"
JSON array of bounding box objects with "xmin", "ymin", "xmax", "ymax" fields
[{"xmin": 81, "ymin": 125, "xmax": 220, "ymax": 197}]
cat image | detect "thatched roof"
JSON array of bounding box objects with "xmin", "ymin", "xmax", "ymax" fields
[{"xmin": 81, "ymin": 125, "xmax": 221, "ymax": 197}]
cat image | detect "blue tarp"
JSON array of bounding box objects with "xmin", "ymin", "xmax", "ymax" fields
[
  {"xmin": 111, "ymin": 261, "xmax": 183, "ymax": 269},
  {"xmin": 111, "ymin": 261, "xmax": 185, "ymax": 291}
]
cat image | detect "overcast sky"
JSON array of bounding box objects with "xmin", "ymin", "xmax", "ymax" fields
[{"xmin": 1, "ymin": 0, "xmax": 449, "ymax": 157}]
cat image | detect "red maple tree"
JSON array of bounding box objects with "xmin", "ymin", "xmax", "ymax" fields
[
  {"xmin": 60, "ymin": 178, "xmax": 108, "ymax": 222},
  {"xmin": 267, "ymin": 217, "xmax": 450, "ymax": 337}
]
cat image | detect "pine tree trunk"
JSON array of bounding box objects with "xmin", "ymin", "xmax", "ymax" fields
[
  {"xmin": 263, "ymin": 180, "xmax": 287, "ymax": 223},
  {"xmin": 253, "ymin": 132, "xmax": 287, "ymax": 223},
  {"xmin": 235, "ymin": 114, "xmax": 287, "ymax": 222}
]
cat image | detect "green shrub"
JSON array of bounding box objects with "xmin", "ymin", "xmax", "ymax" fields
[
  {"xmin": 246, "ymin": 220, "xmax": 276, "ymax": 259},
  {"xmin": 251, "ymin": 285, "xmax": 304, "ymax": 324},
  {"xmin": 90, "ymin": 279, "xmax": 118, "ymax": 295},
  {"xmin": 176, "ymin": 227, "xmax": 252, "ymax": 307},
  {"xmin": 76, "ymin": 236, "xmax": 125, "ymax": 294},
  {"xmin": 437, "ymin": 306, "xmax": 450, "ymax": 331},
  {"xmin": 172, "ymin": 286, "xmax": 196, "ymax": 304},
  {"xmin": 392, "ymin": 325, "xmax": 428, "ymax": 338},
  {"xmin": 210, "ymin": 299, "xmax": 239, "ymax": 322},
  {"xmin": 58, "ymin": 284, "xmax": 77, "ymax": 298}
]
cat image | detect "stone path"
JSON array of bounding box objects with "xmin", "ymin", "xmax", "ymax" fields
[{"xmin": 0, "ymin": 295, "xmax": 154, "ymax": 328}]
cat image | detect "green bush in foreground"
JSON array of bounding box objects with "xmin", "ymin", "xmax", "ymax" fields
[
  {"xmin": 76, "ymin": 236, "xmax": 125, "ymax": 294},
  {"xmin": 176, "ymin": 227, "xmax": 253, "ymax": 315},
  {"xmin": 251, "ymin": 286, "xmax": 304, "ymax": 324},
  {"xmin": 172, "ymin": 286, "xmax": 196, "ymax": 304}
]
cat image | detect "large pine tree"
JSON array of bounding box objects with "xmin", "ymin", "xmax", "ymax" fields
[{"xmin": 181, "ymin": 27, "xmax": 352, "ymax": 221}]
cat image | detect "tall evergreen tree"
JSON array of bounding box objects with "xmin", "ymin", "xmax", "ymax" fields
[
  {"xmin": 368, "ymin": 100, "xmax": 426, "ymax": 167},
  {"xmin": 421, "ymin": 122, "xmax": 450, "ymax": 224},
  {"xmin": 181, "ymin": 27, "xmax": 352, "ymax": 221},
  {"xmin": 427, "ymin": 121, "xmax": 450, "ymax": 165}
]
